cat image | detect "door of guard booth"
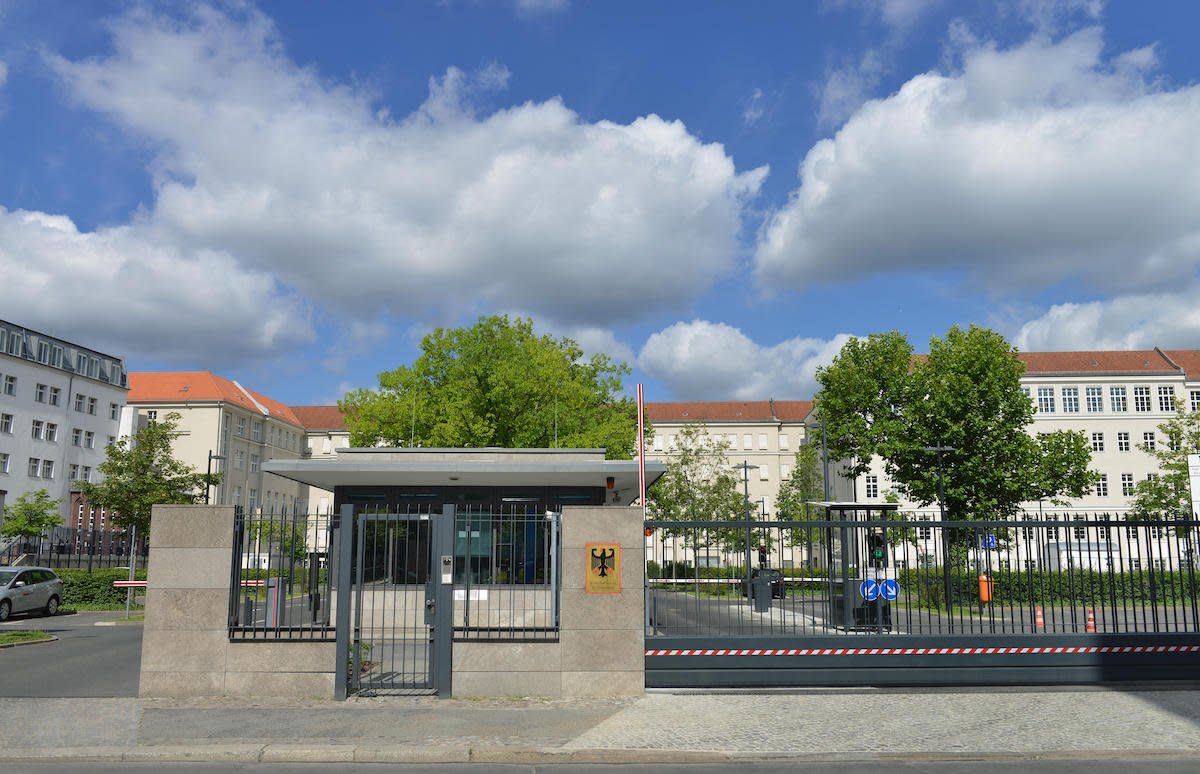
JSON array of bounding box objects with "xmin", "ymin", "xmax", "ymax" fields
[{"xmin": 343, "ymin": 505, "xmax": 453, "ymax": 696}]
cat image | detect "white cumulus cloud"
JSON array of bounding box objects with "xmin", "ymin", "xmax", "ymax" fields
[
  {"xmin": 1015, "ymin": 290, "xmax": 1200, "ymax": 352},
  {"xmin": 47, "ymin": 5, "xmax": 765, "ymax": 335},
  {"xmin": 638, "ymin": 319, "xmax": 851, "ymax": 400},
  {"xmin": 756, "ymin": 27, "xmax": 1200, "ymax": 298}
]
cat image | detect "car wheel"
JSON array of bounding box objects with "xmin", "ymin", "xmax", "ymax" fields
[
  {"xmin": 44, "ymin": 595, "xmax": 60, "ymax": 617},
  {"xmin": 0, "ymin": 599, "xmax": 10, "ymax": 622}
]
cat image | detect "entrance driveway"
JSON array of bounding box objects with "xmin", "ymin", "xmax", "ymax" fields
[{"xmin": 0, "ymin": 611, "xmax": 143, "ymax": 697}]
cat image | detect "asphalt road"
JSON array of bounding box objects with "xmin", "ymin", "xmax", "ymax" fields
[{"xmin": 0, "ymin": 611, "xmax": 142, "ymax": 697}]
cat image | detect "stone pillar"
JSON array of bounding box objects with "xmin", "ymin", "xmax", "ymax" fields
[{"xmin": 139, "ymin": 505, "xmax": 335, "ymax": 698}]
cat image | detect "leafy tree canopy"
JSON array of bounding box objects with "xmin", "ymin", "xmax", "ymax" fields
[
  {"xmin": 1131, "ymin": 399, "xmax": 1200, "ymax": 518},
  {"xmin": 77, "ymin": 411, "xmax": 211, "ymax": 535},
  {"xmin": 340, "ymin": 315, "xmax": 639, "ymax": 458},
  {"xmin": 815, "ymin": 324, "xmax": 1096, "ymax": 520},
  {"xmin": 1, "ymin": 489, "xmax": 63, "ymax": 540},
  {"xmin": 774, "ymin": 440, "xmax": 826, "ymax": 547}
]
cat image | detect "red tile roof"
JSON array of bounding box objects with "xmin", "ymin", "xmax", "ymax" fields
[
  {"xmin": 1016, "ymin": 350, "xmax": 1178, "ymax": 376},
  {"xmin": 645, "ymin": 400, "xmax": 812, "ymax": 424},
  {"xmin": 292, "ymin": 405, "xmax": 348, "ymax": 430},
  {"xmin": 127, "ymin": 372, "xmax": 303, "ymax": 427},
  {"xmin": 1161, "ymin": 350, "xmax": 1200, "ymax": 381}
]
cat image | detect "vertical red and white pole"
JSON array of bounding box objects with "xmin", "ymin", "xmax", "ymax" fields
[{"xmin": 637, "ymin": 383, "xmax": 646, "ymax": 518}]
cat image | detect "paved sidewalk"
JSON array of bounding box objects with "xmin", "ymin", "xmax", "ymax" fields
[{"xmin": 4, "ymin": 687, "xmax": 1200, "ymax": 764}]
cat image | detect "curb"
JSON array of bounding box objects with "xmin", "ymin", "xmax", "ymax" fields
[
  {"xmin": 9, "ymin": 745, "xmax": 1200, "ymax": 765},
  {"xmin": 0, "ymin": 633, "xmax": 58, "ymax": 648}
]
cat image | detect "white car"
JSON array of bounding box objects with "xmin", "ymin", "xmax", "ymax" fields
[{"xmin": 0, "ymin": 566, "xmax": 64, "ymax": 621}]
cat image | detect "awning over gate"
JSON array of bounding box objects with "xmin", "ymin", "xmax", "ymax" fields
[{"xmin": 263, "ymin": 447, "xmax": 666, "ymax": 506}]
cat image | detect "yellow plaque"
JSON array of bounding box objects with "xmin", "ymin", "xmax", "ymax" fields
[{"xmin": 585, "ymin": 542, "xmax": 621, "ymax": 594}]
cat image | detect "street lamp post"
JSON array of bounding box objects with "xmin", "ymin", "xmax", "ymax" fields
[
  {"xmin": 205, "ymin": 450, "xmax": 225, "ymax": 505},
  {"xmin": 923, "ymin": 442, "xmax": 955, "ymax": 630},
  {"xmin": 730, "ymin": 461, "xmax": 760, "ymax": 599}
]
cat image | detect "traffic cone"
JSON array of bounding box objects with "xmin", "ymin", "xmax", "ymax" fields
[
  {"xmin": 1086, "ymin": 608, "xmax": 1096, "ymax": 633},
  {"xmin": 1035, "ymin": 605, "xmax": 1044, "ymax": 630}
]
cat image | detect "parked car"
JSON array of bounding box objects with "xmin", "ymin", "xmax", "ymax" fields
[
  {"xmin": 742, "ymin": 568, "xmax": 786, "ymax": 599},
  {"xmin": 0, "ymin": 566, "xmax": 64, "ymax": 621}
]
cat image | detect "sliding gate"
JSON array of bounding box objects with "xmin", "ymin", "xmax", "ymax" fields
[{"xmin": 645, "ymin": 509, "xmax": 1200, "ymax": 687}]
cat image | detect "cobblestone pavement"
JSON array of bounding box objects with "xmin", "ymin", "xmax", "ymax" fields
[{"xmin": 3, "ymin": 688, "xmax": 1200, "ymax": 763}]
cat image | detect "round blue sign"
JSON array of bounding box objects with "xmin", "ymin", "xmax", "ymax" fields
[
  {"xmin": 880, "ymin": 579, "xmax": 900, "ymax": 601},
  {"xmin": 858, "ymin": 579, "xmax": 880, "ymax": 601}
]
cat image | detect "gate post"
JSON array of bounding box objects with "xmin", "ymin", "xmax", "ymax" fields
[
  {"xmin": 333, "ymin": 503, "xmax": 354, "ymax": 701},
  {"xmin": 432, "ymin": 504, "xmax": 455, "ymax": 697}
]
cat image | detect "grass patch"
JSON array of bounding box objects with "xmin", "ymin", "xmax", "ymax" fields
[
  {"xmin": 0, "ymin": 630, "xmax": 52, "ymax": 646},
  {"xmin": 109, "ymin": 614, "xmax": 144, "ymax": 623}
]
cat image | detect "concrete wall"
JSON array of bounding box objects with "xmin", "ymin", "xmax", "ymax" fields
[
  {"xmin": 139, "ymin": 504, "xmax": 335, "ymax": 699},
  {"xmin": 452, "ymin": 505, "xmax": 645, "ymax": 698}
]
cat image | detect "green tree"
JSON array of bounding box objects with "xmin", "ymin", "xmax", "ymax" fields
[
  {"xmin": 1, "ymin": 489, "xmax": 63, "ymax": 541},
  {"xmin": 340, "ymin": 315, "xmax": 640, "ymax": 459},
  {"xmin": 77, "ymin": 412, "xmax": 212, "ymax": 535},
  {"xmin": 816, "ymin": 324, "xmax": 1095, "ymax": 521},
  {"xmin": 775, "ymin": 440, "xmax": 825, "ymax": 551},
  {"xmin": 1130, "ymin": 399, "xmax": 1200, "ymax": 518},
  {"xmin": 647, "ymin": 422, "xmax": 752, "ymax": 556}
]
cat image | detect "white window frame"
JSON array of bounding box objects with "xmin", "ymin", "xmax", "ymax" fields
[
  {"xmin": 1090, "ymin": 432, "xmax": 1104, "ymax": 452},
  {"xmin": 0, "ymin": 413, "xmax": 12, "ymax": 434},
  {"xmin": 1143, "ymin": 432, "xmax": 1156, "ymax": 451},
  {"xmin": 84, "ymin": 431, "xmax": 95, "ymax": 449},
  {"xmin": 41, "ymin": 459, "xmax": 54, "ymax": 479},
  {"xmin": 1062, "ymin": 387, "xmax": 1079, "ymax": 413},
  {"xmin": 865, "ymin": 475, "xmax": 879, "ymax": 499},
  {"xmin": 1094, "ymin": 474, "xmax": 1108, "ymax": 497},
  {"xmin": 1110, "ymin": 386, "xmax": 1127, "ymax": 412},
  {"xmin": 48, "ymin": 387, "xmax": 60, "ymax": 407},
  {"xmin": 1086, "ymin": 386, "xmax": 1103, "ymax": 412},
  {"xmin": 1133, "ymin": 386, "xmax": 1151, "ymax": 412},
  {"xmin": 1117, "ymin": 432, "xmax": 1130, "ymax": 452},
  {"xmin": 1037, "ymin": 387, "xmax": 1055, "ymax": 413},
  {"xmin": 1158, "ymin": 386, "xmax": 1175, "ymax": 412},
  {"xmin": 34, "ymin": 383, "xmax": 47, "ymax": 403},
  {"xmin": 31, "ymin": 419, "xmax": 44, "ymax": 440},
  {"xmin": 1121, "ymin": 473, "xmax": 1135, "ymax": 496},
  {"xmin": 45, "ymin": 423, "xmax": 57, "ymax": 443},
  {"xmin": 0, "ymin": 452, "xmax": 8, "ymax": 474}
]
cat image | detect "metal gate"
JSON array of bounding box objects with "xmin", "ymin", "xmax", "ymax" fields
[
  {"xmin": 335, "ymin": 504, "xmax": 453, "ymax": 697},
  {"xmin": 645, "ymin": 506, "xmax": 1200, "ymax": 687}
]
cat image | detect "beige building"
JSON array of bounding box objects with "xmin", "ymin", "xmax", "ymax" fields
[{"xmin": 128, "ymin": 372, "xmax": 335, "ymax": 514}]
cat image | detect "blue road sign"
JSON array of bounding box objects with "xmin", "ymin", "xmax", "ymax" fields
[
  {"xmin": 880, "ymin": 579, "xmax": 900, "ymax": 601},
  {"xmin": 980, "ymin": 534, "xmax": 998, "ymax": 550},
  {"xmin": 858, "ymin": 579, "xmax": 880, "ymax": 601}
]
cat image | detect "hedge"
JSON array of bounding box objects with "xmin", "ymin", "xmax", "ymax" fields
[
  {"xmin": 896, "ymin": 567, "xmax": 1200, "ymax": 609},
  {"xmin": 57, "ymin": 568, "xmax": 148, "ymax": 608}
]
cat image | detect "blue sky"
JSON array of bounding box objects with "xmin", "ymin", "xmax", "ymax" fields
[{"xmin": 2, "ymin": 0, "xmax": 1199, "ymax": 405}]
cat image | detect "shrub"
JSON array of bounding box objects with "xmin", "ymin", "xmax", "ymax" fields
[{"xmin": 58, "ymin": 568, "xmax": 147, "ymax": 608}]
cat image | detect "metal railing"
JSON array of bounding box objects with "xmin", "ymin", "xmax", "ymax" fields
[
  {"xmin": 454, "ymin": 505, "xmax": 561, "ymax": 641},
  {"xmin": 0, "ymin": 526, "xmax": 146, "ymax": 570},
  {"xmin": 645, "ymin": 514, "xmax": 1200, "ymax": 637},
  {"xmin": 228, "ymin": 507, "xmax": 335, "ymax": 641}
]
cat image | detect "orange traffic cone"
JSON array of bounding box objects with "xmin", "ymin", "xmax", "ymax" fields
[
  {"xmin": 1035, "ymin": 605, "xmax": 1045, "ymax": 630},
  {"xmin": 1086, "ymin": 608, "xmax": 1096, "ymax": 633}
]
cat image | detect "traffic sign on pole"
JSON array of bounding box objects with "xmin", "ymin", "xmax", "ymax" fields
[
  {"xmin": 880, "ymin": 579, "xmax": 900, "ymax": 601},
  {"xmin": 858, "ymin": 579, "xmax": 880, "ymax": 601}
]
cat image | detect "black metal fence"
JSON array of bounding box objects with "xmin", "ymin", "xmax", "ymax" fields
[
  {"xmin": 646, "ymin": 513, "xmax": 1200, "ymax": 638},
  {"xmin": 0, "ymin": 526, "xmax": 147, "ymax": 570},
  {"xmin": 454, "ymin": 505, "xmax": 561, "ymax": 641},
  {"xmin": 228, "ymin": 508, "xmax": 334, "ymax": 641}
]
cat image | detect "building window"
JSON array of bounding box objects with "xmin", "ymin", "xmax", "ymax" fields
[
  {"xmin": 727, "ymin": 434, "xmax": 737, "ymax": 450},
  {"xmin": 779, "ymin": 434, "xmax": 789, "ymax": 450},
  {"xmin": 232, "ymin": 486, "xmax": 242, "ymax": 506},
  {"xmin": 249, "ymin": 489, "xmax": 258, "ymax": 511},
  {"xmin": 1121, "ymin": 473, "xmax": 1135, "ymax": 496},
  {"xmin": 1086, "ymin": 386, "xmax": 1103, "ymax": 412},
  {"xmin": 49, "ymin": 387, "xmax": 60, "ymax": 406},
  {"xmin": 1021, "ymin": 386, "xmax": 1030, "ymax": 400},
  {"xmin": 758, "ymin": 464, "xmax": 768, "ymax": 481},
  {"xmin": 1037, "ymin": 387, "xmax": 1055, "ymax": 413},
  {"xmin": 87, "ymin": 397, "xmax": 97, "ymax": 415},
  {"xmin": 0, "ymin": 413, "xmax": 12, "ymax": 433},
  {"xmin": 1133, "ymin": 386, "xmax": 1151, "ymax": 412},
  {"xmin": 1094, "ymin": 474, "xmax": 1108, "ymax": 497},
  {"xmin": 322, "ymin": 437, "xmax": 332, "ymax": 455},
  {"xmin": 1130, "ymin": 558, "xmax": 1142, "ymax": 572},
  {"xmin": 917, "ymin": 516, "xmax": 932, "ymax": 541},
  {"xmin": 81, "ymin": 466, "xmax": 91, "ymax": 483},
  {"xmin": 74, "ymin": 393, "xmax": 85, "ymax": 412},
  {"xmin": 28, "ymin": 457, "xmax": 40, "ymax": 477},
  {"xmin": 1158, "ymin": 386, "xmax": 1175, "ymax": 412},
  {"xmin": 250, "ymin": 454, "xmax": 260, "ymax": 473},
  {"xmin": 1143, "ymin": 432, "xmax": 1156, "ymax": 451},
  {"xmin": 1146, "ymin": 472, "xmax": 1158, "ymax": 482},
  {"xmin": 109, "ymin": 402, "xmax": 119, "ymax": 420},
  {"xmin": 84, "ymin": 431, "xmax": 95, "ymax": 449},
  {"xmin": 69, "ymin": 464, "xmax": 79, "ymax": 481},
  {"xmin": 252, "ymin": 422, "xmax": 263, "ymax": 442},
  {"xmin": 1062, "ymin": 387, "xmax": 1079, "ymax": 413},
  {"xmin": 1192, "ymin": 390, "xmax": 1200, "ymax": 413},
  {"xmin": 45, "ymin": 423, "xmax": 57, "ymax": 442},
  {"xmin": 31, "ymin": 419, "xmax": 44, "ymax": 440},
  {"xmin": 1110, "ymin": 386, "xmax": 1127, "ymax": 412},
  {"xmin": 236, "ymin": 417, "xmax": 246, "ymax": 437},
  {"xmin": 667, "ymin": 435, "xmax": 676, "ymax": 451},
  {"xmin": 72, "ymin": 428, "xmax": 82, "ymax": 446},
  {"xmin": 865, "ymin": 475, "xmax": 879, "ymax": 498},
  {"xmin": 781, "ymin": 464, "xmax": 791, "ymax": 479},
  {"xmin": 1117, "ymin": 432, "xmax": 1130, "ymax": 451},
  {"xmin": 1091, "ymin": 432, "xmax": 1104, "ymax": 452},
  {"xmin": 146, "ymin": 410, "xmax": 158, "ymax": 421},
  {"xmin": 652, "ymin": 435, "xmax": 662, "ymax": 451},
  {"xmin": 742, "ymin": 433, "xmax": 752, "ymax": 450},
  {"xmin": 51, "ymin": 346, "xmax": 62, "ymax": 368},
  {"xmin": 2, "ymin": 375, "xmax": 15, "ymax": 396},
  {"xmin": 35, "ymin": 383, "xmax": 47, "ymax": 403},
  {"xmin": 40, "ymin": 459, "xmax": 54, "ymax": 479},
  {"xmin": 234, "ymin": 450, "xmax": 245, "ymax": 470},
  {"xmin": 0, "ymin": 452, "xmax": 8, "ymax": 473}
]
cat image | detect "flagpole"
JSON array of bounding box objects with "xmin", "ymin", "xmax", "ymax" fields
[{"xmin": 637, "ymin": 383, "xmax": 646, "ymax": 518}]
